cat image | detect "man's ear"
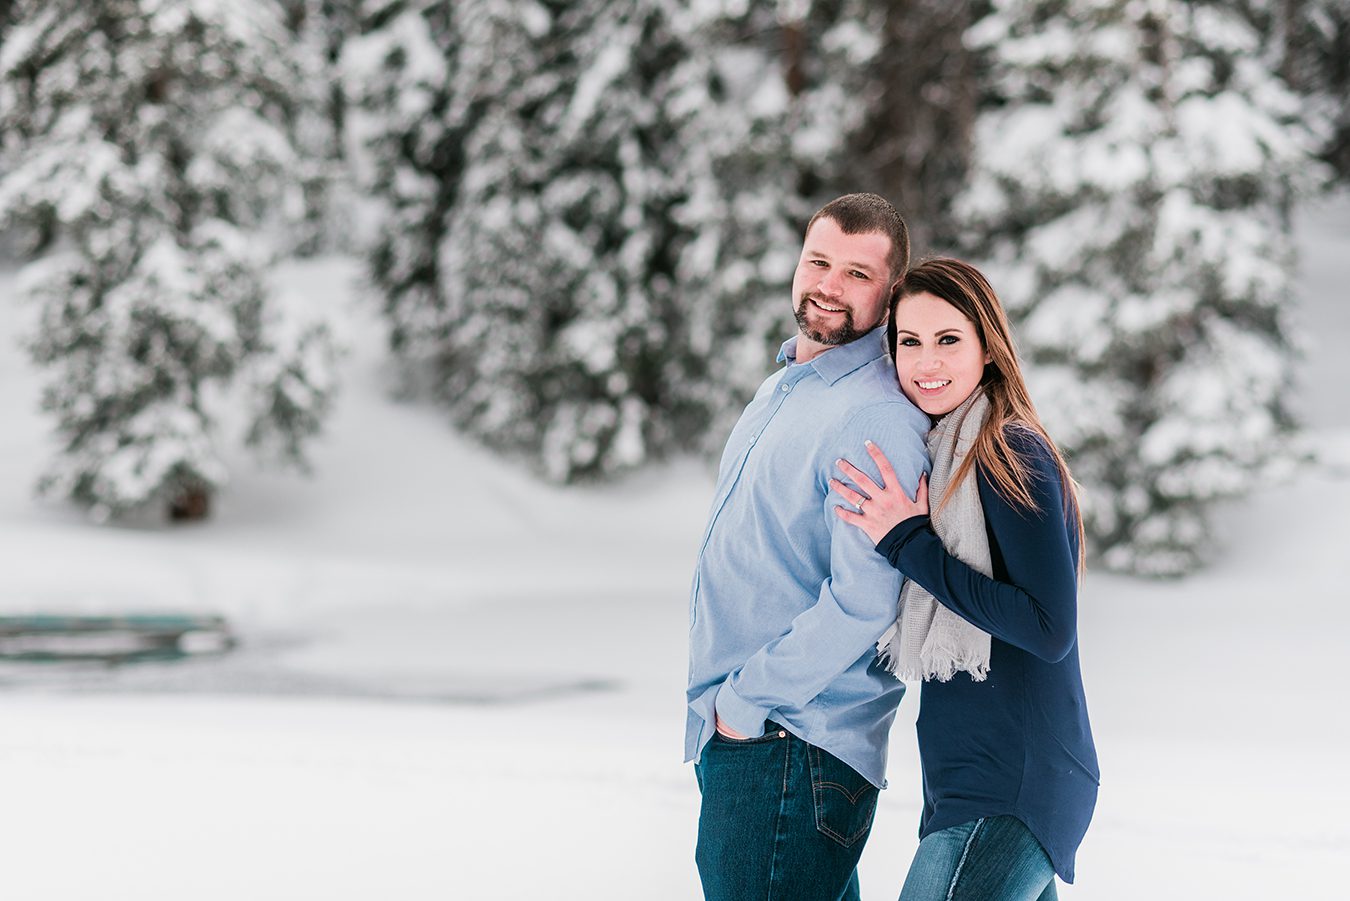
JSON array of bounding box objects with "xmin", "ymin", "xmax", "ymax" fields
[{"xmin": 885, "ymin": 279, "xmax": 904, "ymax": 313}]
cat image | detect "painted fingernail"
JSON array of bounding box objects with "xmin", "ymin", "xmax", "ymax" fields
[{"xmin": 865, "ymin": 439, "xmax": 874, "ymax": 446}]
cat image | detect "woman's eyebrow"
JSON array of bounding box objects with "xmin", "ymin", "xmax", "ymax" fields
[{"xmin": 895, "ymin": 327, "xmax": 966, "ymax": 337}]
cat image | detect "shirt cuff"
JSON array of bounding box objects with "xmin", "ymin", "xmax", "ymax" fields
[
  {"xmin": 714, "ymin": 678, "xmax": 770, "ymax": 739},
  {"xmin": 875, "ymin": 515, "xmax": 931, "ymax": 565}
]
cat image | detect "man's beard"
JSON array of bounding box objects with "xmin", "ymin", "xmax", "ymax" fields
[{"xmin": 794, "ymin": 293, "xmax": 868, "ymax": 347}]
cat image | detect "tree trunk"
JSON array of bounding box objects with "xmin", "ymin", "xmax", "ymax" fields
[
  {"xmin": 847, "ymin": 0, "xmax": 980, "ymax": 257},
  {"xmin": 169, "ymin": 485, "xmax": 211, "ymax": 521}
]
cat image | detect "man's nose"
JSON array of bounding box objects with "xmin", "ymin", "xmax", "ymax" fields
[{"xmin": 817, "ymin": 269, "xmax": 844, "ymax": 297}]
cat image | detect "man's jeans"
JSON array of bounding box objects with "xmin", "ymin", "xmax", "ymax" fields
[
  {"xmin": 694, "ymin": 722, "xmax": 878, "ymax": 901},
  {"xmin": 897, "ymin": 815, "xmax": 1057, "ymax": 901}
]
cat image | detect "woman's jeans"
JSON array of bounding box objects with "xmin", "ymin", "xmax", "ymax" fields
[
  {"xmin": 694, "ymin": 722, "xmax": 879, "ymax": 901},
  {"xmin": 898, "ymin": 815, "xmax": 1057, "ymax": 901}
]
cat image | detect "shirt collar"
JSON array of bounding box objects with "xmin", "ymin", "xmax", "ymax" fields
[{"xmin": 776, "ymin": 326, "xmax": 888, "ymax": 386}]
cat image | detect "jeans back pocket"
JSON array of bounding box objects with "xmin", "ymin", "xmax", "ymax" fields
[{"xmin": 807, "ymin": 744, "xmax": 879, "ymax": 848}]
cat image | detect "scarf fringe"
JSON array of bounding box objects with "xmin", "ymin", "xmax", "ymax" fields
[
  {"xmin": 919, "ymin": 644, "xmax": 990, "ymax": 683},
  {"xmin": 876, "ymin": 631, "xmax": 903, "ymax": 679},
  {"xmin": 877, "ymin": 632, "xmax": 990, "ymax": 682}
]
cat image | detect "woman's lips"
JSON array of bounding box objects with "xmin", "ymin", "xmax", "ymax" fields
[{"xmin": 914, "ymin": 378, "xmax": 952, "ymax": 396}]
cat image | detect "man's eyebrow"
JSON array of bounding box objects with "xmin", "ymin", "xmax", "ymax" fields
[
  {"xmin": 836, "ymin": 255, "xmax": 881, "ymax": 272},
  {"xmin": 805, "ymin": 250, "xmax": 880, "ymax": 274}
]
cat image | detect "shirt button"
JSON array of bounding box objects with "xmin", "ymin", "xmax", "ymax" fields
[{"xmin": 780, "ymin": 384, "xmax": 790, "ymax": 392}]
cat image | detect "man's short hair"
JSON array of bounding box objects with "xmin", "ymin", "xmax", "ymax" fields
[{"xmin": 805, "ymin": 193, "xmax": 910, "ymax": 283}]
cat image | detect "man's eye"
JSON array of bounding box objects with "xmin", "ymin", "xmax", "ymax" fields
[
  {"xmin": 810, "ymin": 259, "xmax": 828, "ymax": 267},
  {"xmin": 850, "ymin": 271, "xmax": 868, "ymax": 280}
]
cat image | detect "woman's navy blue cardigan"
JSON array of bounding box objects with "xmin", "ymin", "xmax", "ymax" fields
[{"xmin": 874, "ymin": 428, "xmax": 1099, "ymax": 883}]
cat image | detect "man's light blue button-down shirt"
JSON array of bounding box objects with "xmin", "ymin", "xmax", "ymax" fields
[{"xmin": 685, "ymin": 326, "xmax": 931, "ymax": 788}]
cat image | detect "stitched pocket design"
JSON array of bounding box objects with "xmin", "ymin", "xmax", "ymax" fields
[{"xmin": 807, "ymin": 744, "xmax": 878, "ymax": 848}]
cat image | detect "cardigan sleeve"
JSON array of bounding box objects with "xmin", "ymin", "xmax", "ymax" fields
[{"xmin": 875, "ymin": 429, "xmax": 1080, "ymax": 663}]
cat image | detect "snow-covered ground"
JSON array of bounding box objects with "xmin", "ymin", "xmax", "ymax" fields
[{"xmin": 1, "ymin": 194, "xmax": 1347, "ymax": 899}]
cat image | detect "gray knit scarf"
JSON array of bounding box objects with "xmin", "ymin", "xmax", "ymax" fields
[{"xmin": 876, "ymin": 389, "xmax": 993, "ymax": 682}]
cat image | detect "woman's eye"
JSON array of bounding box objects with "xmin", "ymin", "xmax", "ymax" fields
[
  {"xmin": 899, "ymin": 338, "xmax": 920, "ymax": 347},
  {"xmin": 938, "ymin": 335, "xmax": 959, "ymax": 345}
]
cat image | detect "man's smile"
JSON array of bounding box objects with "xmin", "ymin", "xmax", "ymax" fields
[{"xmin": 809, "ymin": 297, "xmax": 847, "ymax": 314}]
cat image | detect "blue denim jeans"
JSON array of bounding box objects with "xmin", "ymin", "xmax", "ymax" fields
[
  {"xmin": 694, "ymin": 722, "xmax": 879, "ymax": 901},
  {"xmin": 897, "ymin": 816, "xmax": 1057, "ymax": 901}
]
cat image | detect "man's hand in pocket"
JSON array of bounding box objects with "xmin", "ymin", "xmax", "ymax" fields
[{"xmin": 715, "ymin": 714, "xmax": 749, "ymax": 740}]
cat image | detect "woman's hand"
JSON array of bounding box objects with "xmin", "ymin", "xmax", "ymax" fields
[{"xmin": 829, "ymin": 440, "xmax": 929, "ymax": 546}]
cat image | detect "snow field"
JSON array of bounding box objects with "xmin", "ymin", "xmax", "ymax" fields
[{"xmin": 1, "ymin": 193, "xmax": 1348, "ymax": 897}]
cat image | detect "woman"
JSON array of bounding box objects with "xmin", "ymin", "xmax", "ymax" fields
[{"xmin": 828, "ymin": 258, "xmax": 1098, "ymax": 901}]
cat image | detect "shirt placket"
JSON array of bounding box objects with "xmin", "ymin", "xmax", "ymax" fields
[{"xmin": 693, "ymin": 364, "xmax": 813, "ymax": 569}]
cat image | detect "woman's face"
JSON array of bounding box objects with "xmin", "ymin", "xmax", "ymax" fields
[{"xmin": 892, "ymin": 291, "xmax": 991, "ymax": 417}]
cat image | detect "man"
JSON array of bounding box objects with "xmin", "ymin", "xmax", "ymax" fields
[{"xmin": 686, "ymin": 193, "xmax": 930, "ymax": 900}]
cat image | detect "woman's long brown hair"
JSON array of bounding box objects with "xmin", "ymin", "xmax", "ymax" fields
[{"xmin": 888, "ymin": 258, "xmax": 1087, "ymax": 573}]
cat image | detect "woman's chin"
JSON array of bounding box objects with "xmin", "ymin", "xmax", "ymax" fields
[{"xmin": 905, "ymin": 391, "xmax": 964, "ymax": 417}]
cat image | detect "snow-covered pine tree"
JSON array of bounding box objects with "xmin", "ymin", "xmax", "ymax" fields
[
  {"xmin": 342, "ymin": 0, "xmax": 456, "ymax": 376},
  {"xmin": 667, "ymin": 0, "xmax": 887, "ymax": 452},
  {"xmin": 353, "ymin": 0, "xmax": 700, "ymax": 481},
  {"xmin": 958, "ymin": 0, "xmax": 1326, "ymax": 574},
  {"xmin": 0, "ymin": 0, "xmax": 339, "ymax": 522},
  {"xmin": 1250, "ymin": 0, "xmax": 1350, "ymax": 181},
  {"xmin": 454, "ymin": 0, "xmax": 693, "ymax": 481},
  {"xmin": 351, "ymin": 0, "xmax": 887, "ymax": 479},
  {"xmin": 0, "ymin": 1, "xmax": 15, "ymax": 231},
  {"xmin": 281, "ymin": 0, "xmax": 361, "ymax": 254}
]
